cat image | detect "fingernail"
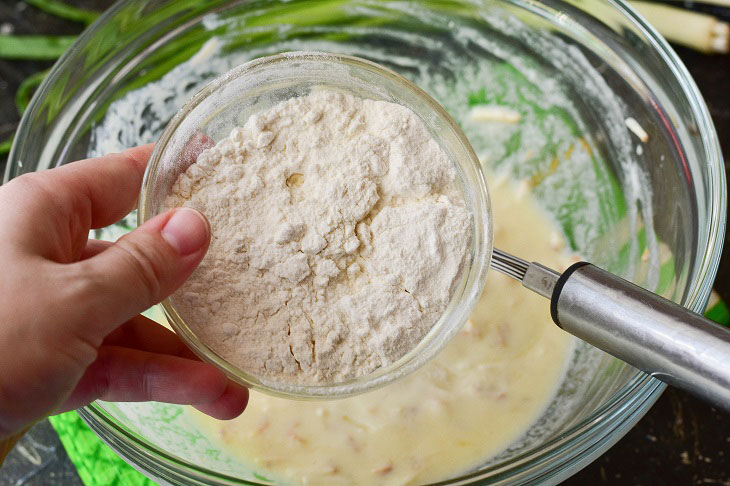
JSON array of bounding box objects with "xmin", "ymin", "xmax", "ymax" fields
[{"xmin": 162, "ymin": 208, "xmax": 210, "ymax": 255}]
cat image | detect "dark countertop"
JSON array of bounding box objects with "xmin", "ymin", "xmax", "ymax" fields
[{"xmin": 0, "ymin": 1, "xmax": 728, "ymax": 485}]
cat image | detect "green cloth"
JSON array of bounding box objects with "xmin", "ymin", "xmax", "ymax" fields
[
  {"xmin": 48, "ymin": 412, "xmax": 155, "ymax": 486},
  {"xmin": 48, "ymin": 298, "xmax": 730, "ymax": 486}
]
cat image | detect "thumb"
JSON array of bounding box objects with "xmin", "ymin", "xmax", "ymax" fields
[{"xmin": 77, "ymin": 207, "xmax": 210, "ymax": 341}]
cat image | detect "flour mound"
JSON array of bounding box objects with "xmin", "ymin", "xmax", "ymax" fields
[{"xmin": 166, "ymin": 90, "xmax": 471, "ymax": 385}]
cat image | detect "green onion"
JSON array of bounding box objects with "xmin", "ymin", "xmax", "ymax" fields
[
  {"xmin": 16, "ymin": 69, "xmax": 49, "ymax": 115},
  {"xmin": 706, "ymin": 293, "xmax": 730, "ymax": 326},
  {"xmin": 0, "ymin": 136, "xmax": 13, "ymax": 156},
  {"xmin": 24, "ymin": 0, "xmax": 99, "ymax": 26},
  {"xmin": 0, "ymin": 35, "xmax": 76, "ymax": 60}
]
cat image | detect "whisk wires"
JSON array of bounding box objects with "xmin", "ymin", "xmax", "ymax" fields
[{"xmin": 491, "ymin": 248, "xmax": 530, "ymax": 281}]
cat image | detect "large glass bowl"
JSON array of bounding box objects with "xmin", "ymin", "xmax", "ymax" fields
[{"xmin": 5, "ymin": 0, "xmax": 725, "ymax": 485}]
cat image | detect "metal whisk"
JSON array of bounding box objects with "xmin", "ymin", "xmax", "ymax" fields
[{"xmin": 489, "ymin": 247, "xmax": 730, "ymax": 412}]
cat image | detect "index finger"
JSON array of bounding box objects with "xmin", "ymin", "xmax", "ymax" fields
[
  {"xmin": 69, "ymin": 132, "xmax": 214, "ymax": 229},
  {"xmin": 0, "ymin": 144, "xmax": 155, "ymax": 260},
  {"xmin": 49, "ymin": 144, "xmax": 155, "ymax": 229}
]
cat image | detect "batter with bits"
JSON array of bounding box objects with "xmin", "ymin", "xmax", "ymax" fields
[
  {"xmin": 165, "ymin": 90, "xmax": 472, "ymax": 385},
  {"xmin": 191, "ymin": 177, "xmax": 575, "ymax": 485}
]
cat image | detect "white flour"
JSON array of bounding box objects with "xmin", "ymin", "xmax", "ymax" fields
[{"xmin": 166, "ymin": 90, "xmax": 471, "ymax": 385}]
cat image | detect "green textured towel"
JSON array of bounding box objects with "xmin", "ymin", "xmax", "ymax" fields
[
  {"xmin": 48, "ymin": 296, "xmax": 730, "ymax": 486},
  {"xmin": 48, "ymin": 412, "xmax": 155, "ymax": 486}
]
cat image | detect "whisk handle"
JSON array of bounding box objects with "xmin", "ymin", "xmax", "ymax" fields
[{"xmin": 551, "ymin": 262, "xmax": 730, "ymax": 412}]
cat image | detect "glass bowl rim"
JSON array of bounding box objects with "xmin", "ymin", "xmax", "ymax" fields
[{"xmin": 6, "ymin": 0, "xmax": 724, "ymax": 483}]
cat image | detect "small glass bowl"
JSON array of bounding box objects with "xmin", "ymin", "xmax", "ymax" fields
[{"xmin": 140, "ymin": 51, "xmax": 492, "ymax": 399}]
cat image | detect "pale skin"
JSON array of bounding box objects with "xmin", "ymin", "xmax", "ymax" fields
[{"xmin": 0, "ymin": 144, "xmax": 249, "ymax": 440}]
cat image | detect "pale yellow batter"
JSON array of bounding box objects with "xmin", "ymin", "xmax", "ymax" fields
[{"xmin": 190, "ymin": 177, "xmax": 575, "ymax": 485}]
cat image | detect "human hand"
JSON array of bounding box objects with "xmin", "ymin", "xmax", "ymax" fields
[{"xmin": 0, "ymin": 145, "xmax": 248, "ymax": 440}]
